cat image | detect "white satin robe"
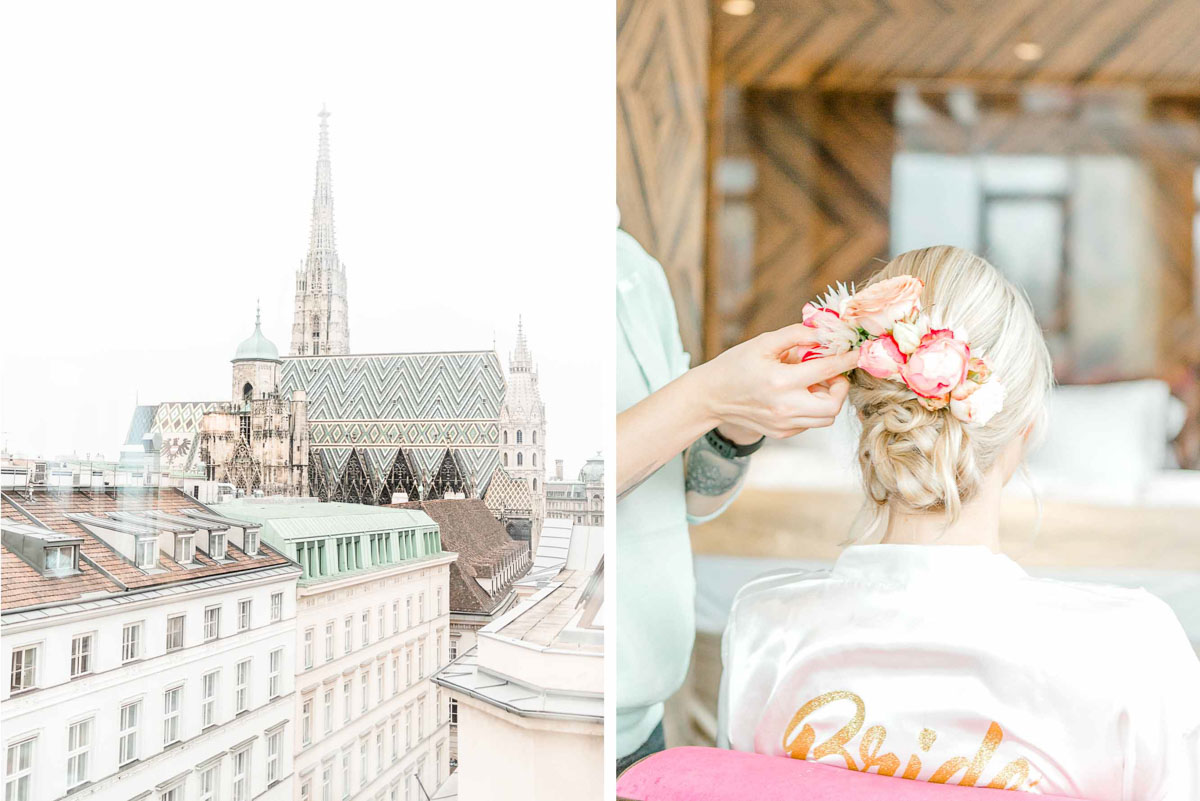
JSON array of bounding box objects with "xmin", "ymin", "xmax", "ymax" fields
[{"xmin": 718, "ymin": 545, "xmax": 1200, "ymax": 799}]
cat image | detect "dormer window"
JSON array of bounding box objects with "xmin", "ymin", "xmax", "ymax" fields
[
  {"xmin": 244, "ymin": 529, "xmax": 259, "ymax": 556},
  {"xmin": 135, "ymin": 538, "xmax": 157, "ymax": 570},
  {"xmin": 175, "ymin": 534, "xmax": 194, "ymax": 564},
  {"xmin": 45, "ymin": 544, "xmax": 78, "ymax": 575},
  {"xmin": 211, "ymin": 532, "xmax": 227, "ymax": 560}
]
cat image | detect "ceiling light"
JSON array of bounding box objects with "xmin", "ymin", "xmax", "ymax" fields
[
  {"xmin": 1014, "ymin": 42, "xmax": 1043, "ymax": 62},
  {"xmin": 722, "ymin": 0, "xmax": 755, "ymax": 16}
]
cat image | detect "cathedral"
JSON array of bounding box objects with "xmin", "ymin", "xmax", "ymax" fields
[{"xmin": 124, "ymin": 109, "xmax": 545, "ymax": 523}]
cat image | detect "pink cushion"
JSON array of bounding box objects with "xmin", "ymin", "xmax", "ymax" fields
[{"xmin": 617, "ymin": 747, "xmax": 1085, "ymax": 801}]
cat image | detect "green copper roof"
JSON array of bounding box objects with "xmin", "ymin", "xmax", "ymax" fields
[{"xmin": 232, "ymin": 305, "xmax": 281, "ymax": 363}]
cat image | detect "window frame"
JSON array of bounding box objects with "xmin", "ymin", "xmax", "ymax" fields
[
  {"xmin": 10, "ymin": 645, "xmax": 37, "ymax": 693},
  {"xmin": 66, "ymin": 717, "xmax": 93, "ymax": 789},
  {"xmin": 121, "ymin": 621, "xmax": 142, "ymax": 663},
  {"xmin": 118, "ymin": 700, "xmax": 140, "ymax": 765},
  {"xmin": 165, "ymin": 614, "xmax": 185, "ymax": 652},
  {"xmin": 69, "ymin": 633, "xmax": 93, "ymax": 678},
  {"xmin": 5, "ymin": 738, "xmax": 35, "ymax": 801},
  {"xmin": 163, "ymin": 685, "xmax": 183, "ymax": 745}
]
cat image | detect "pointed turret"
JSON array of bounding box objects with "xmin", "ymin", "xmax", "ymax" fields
[
  {"xmin": 510, "ymin": 315, "xmax": 534, "ymax": 374},
  {"xmin": 307, "ymin": 105, "xmax": 338, "ymax": 273},
  {"xmin": 291, "ymin": 106, "xmax": 350, "ymax": 356}
]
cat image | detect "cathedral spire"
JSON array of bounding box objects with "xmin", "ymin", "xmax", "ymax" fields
[
  {"xmin": 307, "ymin": 104, "xmax": 338, "ymax": 272},
  {"xmin": 510, "ymin": 316, "xmax": 533, "ymax": 374},
  {"xmin": 291, "ymin": 105, "xmax": 350, "ymax": 356}
]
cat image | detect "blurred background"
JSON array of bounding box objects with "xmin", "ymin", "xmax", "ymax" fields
[{"xmin": 618, "ymin": 0, "xmax": 1200, "ymax": 747}]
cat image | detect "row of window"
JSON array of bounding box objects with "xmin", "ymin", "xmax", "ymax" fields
[
  {"xmin": 294, "ymin": 531, "xmax": 437, "ymax": 581},
  {"xmin": 299, "ymin": 737, "xmax": 444, "ymax": 801},
  {"xmin": 300, "ymin": 591, "xmax": 444, "ymax": 670},
  {"xmin": 4, "ymin": 681, "xmax": 285, "ymax": 800},
  {"xmin": 301, "ymin": 636, "xmax": 443, "ymax": 723},
  {"xmin": 10, "ymin": 593, "xmax": 285, "ymax": 693},
  {"xmin": 501, "ymin": 451, "xmax": 538, "ymax": 468},
  {"xmin": 501, "ymin": 429, "xmax": 536, "ymax": 445},
  {"xmin": 300, "ymin": 682, "xmax": 447, "ymax": 753},
  {"xmin": 136, "ymin": 528, "xmax": 260, "ymax": 571}
]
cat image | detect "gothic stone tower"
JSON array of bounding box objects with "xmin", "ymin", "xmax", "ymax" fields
[
  {"xmin": 290, "ymin": 106, "xmax": 350, "ymax": 356},
  {"xmin": 498, "ymin": 317, "xmax": 547, "ymax": 548}
]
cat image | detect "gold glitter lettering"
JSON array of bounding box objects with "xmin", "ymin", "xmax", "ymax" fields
[
  {"xmin": 986, "ymin": 758, "xmax": 1031, "ymax": 790},
  {"xmin": 859, "ymin": 725, "xmax": 901, "ymax": 776},
  {"xmin": 781, "ymin": 691, "xmax": 864, "ymax": 770},
  {"xmin": 961, "ymin": 722, "xmax": 1003, "ymax": 786}
]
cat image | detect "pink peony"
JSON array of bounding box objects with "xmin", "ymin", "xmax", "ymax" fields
[
  {"xmin": 843, "ymin": 276, "xmax": 924, "ymax": 336},
  {"xmin": 900, "ymin": 333, "xmax": 970, "ymax": 400},
  {"xmin": 857, "ymin": 334, "xmax": 906, "ymax": 379},
  {"xmin": 950, "ymin": 379, "xmax": 1006, "ymax": 426}
]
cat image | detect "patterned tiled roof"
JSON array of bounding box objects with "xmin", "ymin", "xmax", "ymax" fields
[
  {"xmin": 483, "ymin": 467, "xmax": 533, "ymax": 516},
  {"xmin": 1, "ymin": 488, "xmax": 294, "ymax": 612},
  {"xmin": 280, "ymin": 352, "xmax": 504, "ymax": 422},
  {"xmin": 392, "ymin": 499, "xmax": 527, "ymax": 615}
]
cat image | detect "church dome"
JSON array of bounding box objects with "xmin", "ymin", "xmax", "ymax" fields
[
  {"xmin": 232, "ymin": 307, "xmax": 281, "ymax": 363},
  {"xmin": 578, "ymin": 454, "xmax": 604, "ymax": 483}
]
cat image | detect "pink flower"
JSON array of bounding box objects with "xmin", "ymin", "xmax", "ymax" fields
[
  {"xmin": 843, "ymin": 275, "xmax": 924, "ymax": 336},
  {"xmin": 857, "ymin": 334, "xmax": 906, "ymax": 379},
  {"xmin": 950, "ymin": 380, "xmax": 1006, "ymax": 427},
  {"xmin": 802, "ymin": 306, "xmax": 859, "ymax": 358},
  {"xmin": 802, "ymin": 306, "xmax": 842, "ymax": 329},
  {"xmin": 900, "ymin": 333, "xmax": 970, "ymax": 400}
]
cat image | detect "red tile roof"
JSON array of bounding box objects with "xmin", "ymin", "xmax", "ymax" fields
[
  {"xmin": 390, "ymin": 499, "xmax": 528, "ymax": 614},
  {"xmin": 2, "ymin": 487, "xmax": 294, "ymax": 612}
]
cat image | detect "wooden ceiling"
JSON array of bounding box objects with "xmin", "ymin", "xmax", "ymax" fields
[{"xmin": 715, "ymin": 0, "xmax": 1200, "ymax": 93}]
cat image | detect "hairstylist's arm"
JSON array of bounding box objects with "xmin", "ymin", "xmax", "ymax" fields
[{"xmin": 616, "ymin": 323, "xmax": 860, "ymax": 501}]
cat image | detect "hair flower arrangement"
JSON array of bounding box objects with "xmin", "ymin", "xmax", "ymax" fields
[{"xmin": 800, "ymin": 275, "xmax": 1005, "ymax": 427}]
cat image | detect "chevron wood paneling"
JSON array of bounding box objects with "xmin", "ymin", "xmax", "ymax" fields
[
  {"xmin": 715, "ymin": 0, "xmax": 1200, "ymax": 94},
  {"xmin": 713, "ymin": 90, "xmax": 894, "ymax": 348},
  {"xmin": 618, "ymin": 0, "xmax": 710, "ymax": 360}
]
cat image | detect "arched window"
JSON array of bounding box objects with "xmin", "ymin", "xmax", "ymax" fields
[
  {"xmin": 532, "ymin": 431, "xmax": 537, "ymax": 444},
  {"xmin": 502, "ymin": 431, "xmax": 508, "ymax": 445},
  {"xmin": 243, "ymin": 382, "xmax": 253, "ymax": 403},
  {"xmin": 503, "ymin": 453, "xmax": 508, "ymax": 466},
  {"xmin": 517, "ymin": 453, "xmax": 523, "ymax": 466},
  {"xmin": 533, "ymin": 478, "xmax": 538, "ymax": 491},
  {"xmin": 532, "ymin": 453, "xmax": 537, "ymax": 467},
  {"xmin": 516, "ymin": 430, "xmax": 523, "ymax": 444}
]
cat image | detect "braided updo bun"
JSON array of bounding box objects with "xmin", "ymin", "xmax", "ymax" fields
[{"xmin": 849, "ymin": 246, "xmax": 1052, "ymax": 525}]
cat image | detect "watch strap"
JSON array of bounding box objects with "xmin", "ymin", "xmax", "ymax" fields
[{"xmin": 705, "ymin": 427, "xmax": 765, "ymax": 459}]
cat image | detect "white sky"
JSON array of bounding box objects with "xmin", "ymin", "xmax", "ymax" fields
[{"xmin": 1, "ymin": 2, "xmax": 613, "ymax": 479}]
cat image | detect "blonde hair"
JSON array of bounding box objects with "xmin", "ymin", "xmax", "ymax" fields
[{"xmin": 849, "ymin": 246, "xmax": 1052, "ymax": 528}]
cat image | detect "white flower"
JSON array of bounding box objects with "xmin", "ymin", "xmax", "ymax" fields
[
  {"xmin": 891, "ymin": 319, "xmax": 926, "ymax": 354},
  {"xmin": 950, "ymin": 379, "xmax": 1006, "ymax": 427},
  {"xmin": 816, "ymin": 282, "xmax": 854, "ymax": 316}
]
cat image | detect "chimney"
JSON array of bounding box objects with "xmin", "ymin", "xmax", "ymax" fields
[{"xmin": 554, "ymin": 460, "xmax": 563, "ymax": 481}]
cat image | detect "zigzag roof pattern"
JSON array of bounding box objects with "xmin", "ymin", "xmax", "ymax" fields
[{"xmin": 280, "ymin": 352, "xmax": 504, "ymax": 422}]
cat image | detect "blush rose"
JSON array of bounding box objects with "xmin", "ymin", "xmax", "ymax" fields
[
  {"xmin": 842, "ymin": 275, "xmax": 924, "ymax": 336},
  {"xmin": 900, "ymin": 330, "xmax": 970, "ymax": 400},
  {"xmin": 857, "ymin": 334, "xmax": 906, "ymax": 379}
]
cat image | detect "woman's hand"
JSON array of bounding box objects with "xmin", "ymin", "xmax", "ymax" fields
[{"xmin": 697, "ymin": 324, "xmax": 859, "ymax": 440}]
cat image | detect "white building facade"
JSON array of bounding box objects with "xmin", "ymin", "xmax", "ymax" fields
[
  {"xmin": 222, "ymin": 500, "xmax": 455, "ymax": 801},
  {"xmin": 544, "ymin": 455, "xmax": 604, "ymax": 527},
  {"xmin": 1, "ymin": 490, "xmax": 302, "ymax": 801}
]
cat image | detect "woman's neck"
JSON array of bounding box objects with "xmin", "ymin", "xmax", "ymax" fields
[{"xmin": 879, "ymin": 478, "xmax": 1002, "ymax": 551}]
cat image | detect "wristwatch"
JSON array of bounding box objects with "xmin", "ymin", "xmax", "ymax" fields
[{"xmin": 704, "ymin": 427, "xmax": 765, "ymax": 459}]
